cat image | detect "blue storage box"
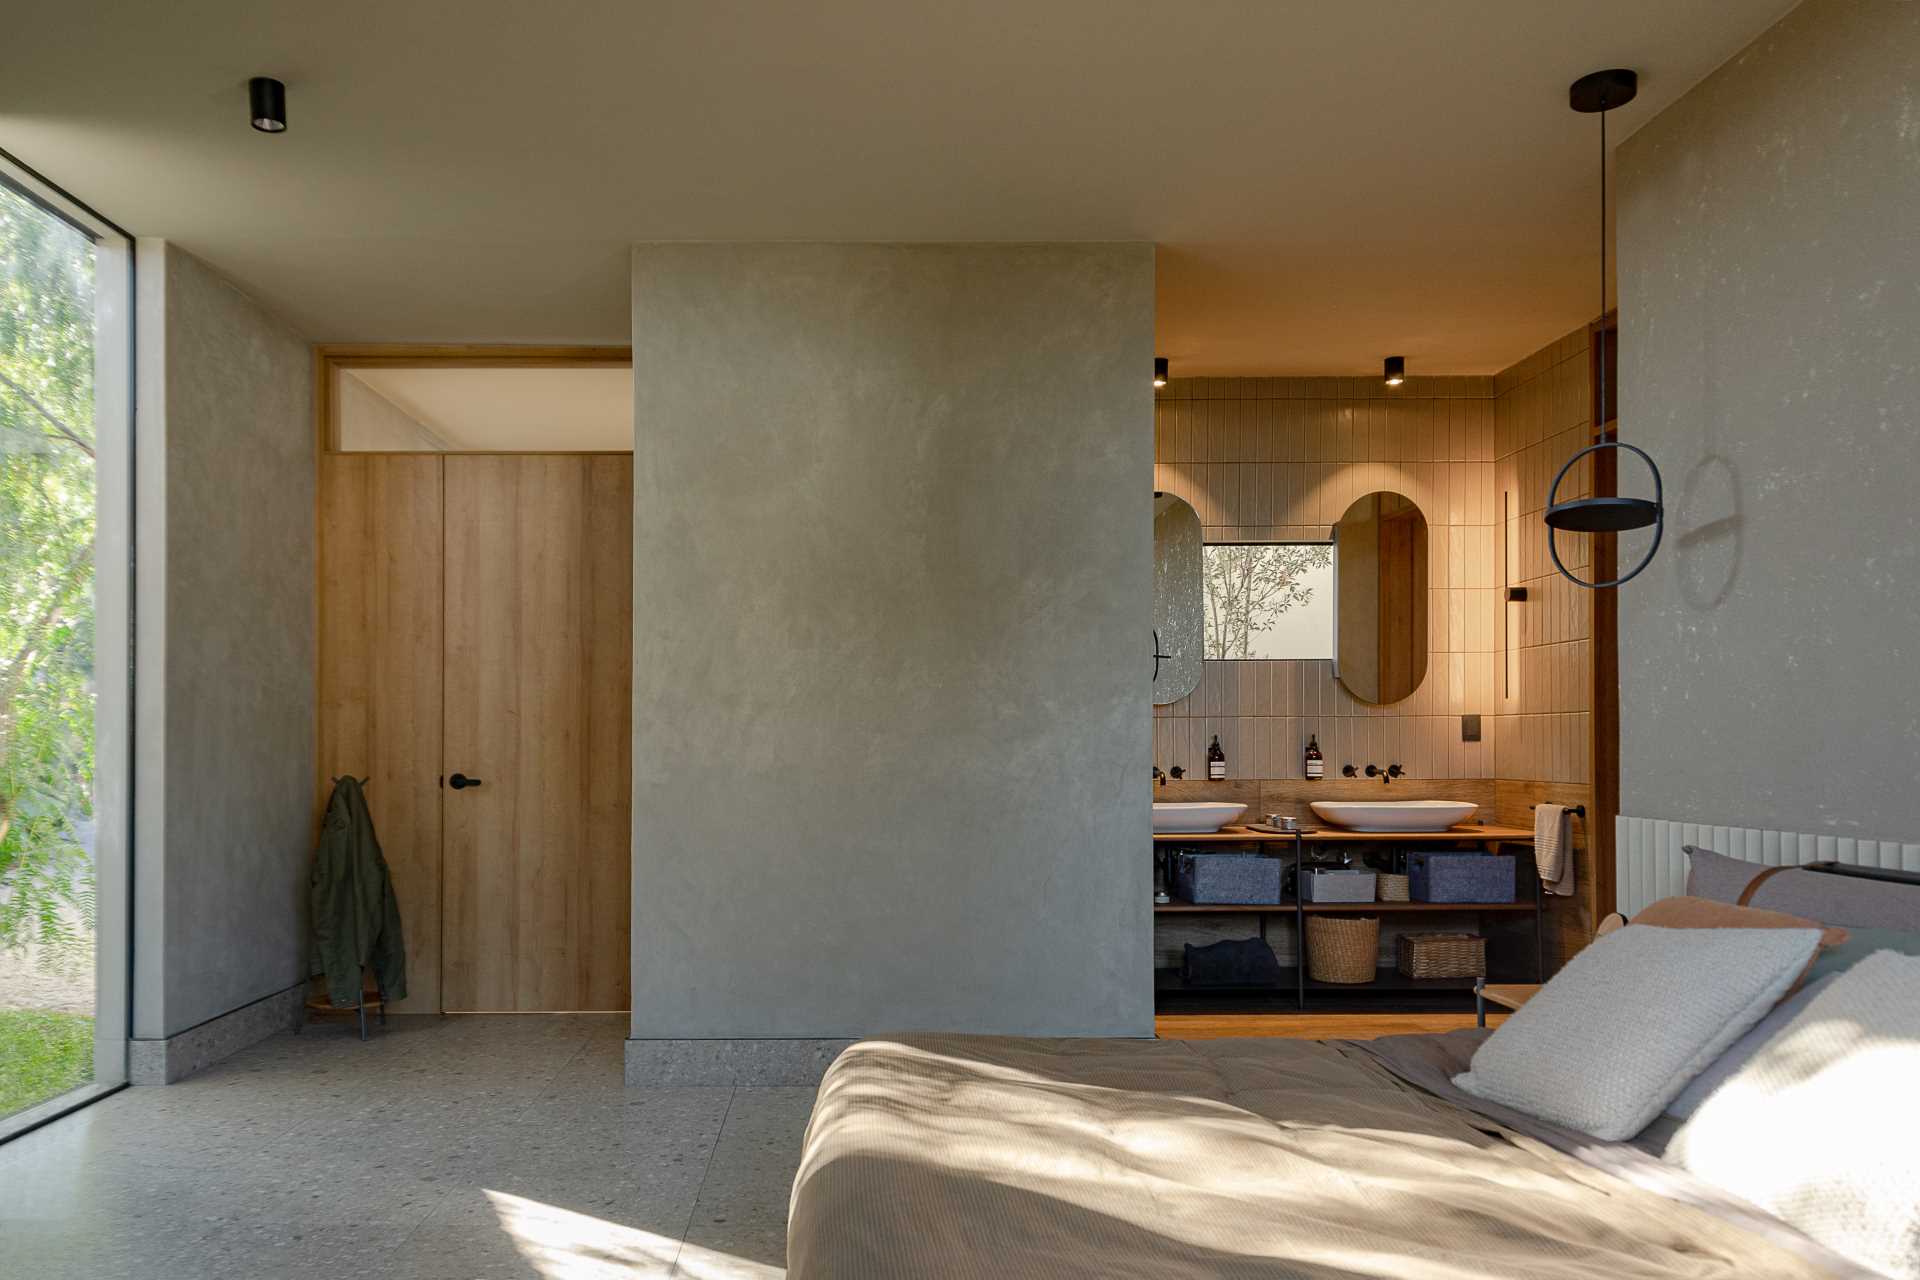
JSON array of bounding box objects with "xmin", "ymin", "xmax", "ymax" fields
[
  {"xmin": 1407, "ymin": 851, "xmax": 1516, "ymax": 903},
  {"xmin": 1172, "ymin": 853, "xmax": 1283, "ymax": 905}
]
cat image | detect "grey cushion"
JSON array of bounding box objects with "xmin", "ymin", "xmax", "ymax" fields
[
  {"xmin": 1804, "ymin": 926, "xmax": 1920, "ymax": 985},
  {"xmin": 1453, "ymin": 924, "xmax": 1820, "ymax": 1140},
  {"xmin": 1684, "ymin": 845, "xmax": 1920, "ymax": 931},
  {"xmin": 1664, "ymin": 973, "xmax": 1839, "ymax": 1120}
]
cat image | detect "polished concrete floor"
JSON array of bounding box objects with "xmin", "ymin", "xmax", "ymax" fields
[{"xmin": 0, "ymin": 1014, "xmax": 809, "ymax": 1279}]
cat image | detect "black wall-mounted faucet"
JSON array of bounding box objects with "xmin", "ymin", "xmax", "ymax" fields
[{"xmin": 1365, "ymin": 763, "xmax": 1405, "ymax": 784}]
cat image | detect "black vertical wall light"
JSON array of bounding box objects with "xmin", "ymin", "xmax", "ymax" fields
[
  {"xmin": 1153, "ymin": 356, "xmax": 1169, "ymax": 388},
  {"xmin": 249, "ymin": 77, "xmax": 287, "ymax": 133},
  {"xmin": 1543, "ymin": 69, "xmax": 1664, "ymax": 589},
  {"xmin": 1383, "ymin": 355, "xmax": 1405, "ymax": 387}
]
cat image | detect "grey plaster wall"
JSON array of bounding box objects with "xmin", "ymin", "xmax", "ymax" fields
[
  {"xmin": 1616, "ymin": 0, "xmax": 1920, "ymax": 839},
  {"xmin": 133, "ymin": 243, "xmax": 315, "ymax": 1039},
  {"xmin": 629, "ymin": 243, "xmax": 1154, "ymax": 1039}
]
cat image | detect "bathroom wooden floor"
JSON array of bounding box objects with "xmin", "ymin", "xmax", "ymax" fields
[{"xmin": 1156, "ymin": 1011, "xmax": 1506, "ymax": 1039}]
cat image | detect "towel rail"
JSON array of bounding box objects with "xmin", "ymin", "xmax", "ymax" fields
[{"xmin": 1530, "ymin": 804, "xmax": 1584, "ymax": 817}]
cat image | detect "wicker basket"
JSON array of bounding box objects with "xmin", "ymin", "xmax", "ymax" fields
[
  {"xmin": 1395, "ymin": 931, "xmax": 1487, "ymax": 979},
  {"xmin": 1376, "ymin": 873, "xmax": 1411, "ymax": 902},
  {"xmin": 1305, "ymin": 915, "xmax": 1379, "ymax": 984}
]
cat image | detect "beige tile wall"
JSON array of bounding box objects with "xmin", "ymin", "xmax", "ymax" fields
[
  {"xmin": 1152, "ymin": 375, "xmax": 1501, "ymax": 782},
  {"xmin": 1153, "ymin": 336, "xmax": 1598, "ymax": 790},
  {"xmin": 1493, "ymin": 326, "xmax": 1596, "ymax": 785}
]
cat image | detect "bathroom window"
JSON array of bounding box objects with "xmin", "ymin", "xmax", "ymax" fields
[{"xmin": 1202, "ymin": 542, "xmax": 1334, "ymax": 660}]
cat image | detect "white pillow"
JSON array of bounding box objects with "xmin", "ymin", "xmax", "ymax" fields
[
  {"xmin": 1453, "ymin": 924, "xmax": 1819, "ymax": 1140},
  {"xmin": 1669, "ymin": 950, "xmax": 1920, "ymax": 1280}
]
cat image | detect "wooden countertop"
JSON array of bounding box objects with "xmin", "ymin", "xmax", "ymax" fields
[{"xmin": 1153, "ymin": 824, "xmax": 1535, "ymax": 843}]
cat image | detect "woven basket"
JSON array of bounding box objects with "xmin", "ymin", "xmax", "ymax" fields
[
  {"xmin": 1395, "ymin": 931, "xmax": 1487, "ymax": 979},
  {"xmin": 1376, "ymin": 873, "xmax": 1411, "ymax": 902},
  {"xmin": 1305, "ymin": 915, "xmax": 1379, "ymax": 984}
]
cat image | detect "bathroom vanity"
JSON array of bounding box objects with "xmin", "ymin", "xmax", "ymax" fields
[{"xmin": 1153, "ymin": 821, "xmax": 1542, "ymax": 1012}]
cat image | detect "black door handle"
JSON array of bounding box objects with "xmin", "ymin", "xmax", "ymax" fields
[{"xmin": 449, "ymin": 773, "xmax": 482, "ymax": 790}]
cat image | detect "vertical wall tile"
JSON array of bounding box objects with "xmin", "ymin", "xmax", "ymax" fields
[{"xmin": 1151, "ymin": 355, "xmax": 1592, "ymax": 788}]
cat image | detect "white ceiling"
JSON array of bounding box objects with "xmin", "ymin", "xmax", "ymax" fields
[{"xmin": 1, "ymin": 1, "xmax": 1797, "ymax": 374}]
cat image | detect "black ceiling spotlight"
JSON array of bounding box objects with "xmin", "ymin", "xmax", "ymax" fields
[
  {"xmin": 1153, "ymin": 356, "xmax": 1169, "ymax": 388},
  {"xmin": 249, "ymin": 77, "xmax": 287, "ymax": 133},
  {"xmin": 1543, "ymin": 68, "xmax": 1665, "ymax": 589},
  {"xmin": 1383, "ymin": 355, "xmax": 1405, "ymax": 387}
]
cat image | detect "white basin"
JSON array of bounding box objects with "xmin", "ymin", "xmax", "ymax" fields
[
  {"xmin": 1152, "ymin": 802, "xmax": 1247, "ymax": 834},
  {"xmin": 1309, "ymin": 800, "xmax": 1478, "ymax": 833}
]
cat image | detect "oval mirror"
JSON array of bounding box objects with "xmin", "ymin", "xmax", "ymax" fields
[
  {"xmin": 1334, "ymin": 491, "xmax": 1428, "ymax": 705},
  {"xmin": 1152, "ymin": 493, "xmax": 1203, "ymax": 705}
]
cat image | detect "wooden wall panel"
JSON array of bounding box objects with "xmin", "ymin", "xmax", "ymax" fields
[
  {"xmin": 316, "ymin": 454, "xmax": 444, "ymax": 1013},
  {"xmin": 441, "ymin": 456, "xmax": 629, "ymax": 1011},
  {"xmin": 442, "ymin": 456, "xmax": 517, "ymax": 1009},
  {"xmin": 584, "ymin": 457, "xmax": 634, "ymax": 1011}
]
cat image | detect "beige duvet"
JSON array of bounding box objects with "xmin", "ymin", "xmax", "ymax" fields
[{"xmin": 788, "ymin": 1034, "xmax": 1852, "ymax": 1279}]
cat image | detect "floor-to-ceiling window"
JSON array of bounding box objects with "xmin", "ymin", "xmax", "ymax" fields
[{"xmin": 0, "ymin": 154, "xmax": 130, "ymax": 1136}]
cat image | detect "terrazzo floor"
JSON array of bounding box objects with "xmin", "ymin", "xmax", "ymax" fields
[{"xmin": 0, "ymin": 1014, "xmax": 811, "ymax": 1279}]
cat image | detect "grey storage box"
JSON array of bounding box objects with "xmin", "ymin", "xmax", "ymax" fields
[
  {"xmin": 1172, "ymin": 853, "xmax": 1283, "ymax": 905},
  {"xmin": 1407, "ymin": 851, "xmax": 1516, "ymax": 903},
  {"xmin": 1302, "ymin": 868, "xmax": 1377, "ymax": 903}
]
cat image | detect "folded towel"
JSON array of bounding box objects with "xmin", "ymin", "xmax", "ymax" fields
[
  {"xmin": 1535, "ymin": 803, "xmax": 1576, "ymax": 898},
  {"xmin": 1182, "ymin": 937, "xmax": 1285, "ymax": 987}
]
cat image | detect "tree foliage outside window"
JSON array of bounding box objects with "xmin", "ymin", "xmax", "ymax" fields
[
  {"xmin": 1203, "ymin": 543, "xmax": 1333, "ymax": 659},
  {"xmin": 0, "ymin": 183, "xmax": 97, "ymax": 973}
]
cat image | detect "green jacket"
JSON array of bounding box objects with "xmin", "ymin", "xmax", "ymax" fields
[{"xmin": 310, "ymin": 776, "xmax": 408, "ymax": 1008}]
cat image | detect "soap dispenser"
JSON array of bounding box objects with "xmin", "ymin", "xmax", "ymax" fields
[
  {"xmin": 1207, "ymin": 735, "xmax": 1226, "ymax": 781},
  {"xmin": 1305, "ymin": 734, "xmax": 1324, "ymax": 781}
]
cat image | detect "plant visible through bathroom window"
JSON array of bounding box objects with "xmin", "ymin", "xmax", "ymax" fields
[{"xmin": 1203, "ymin": 543, "xmax": 1334, "ymax": 660}]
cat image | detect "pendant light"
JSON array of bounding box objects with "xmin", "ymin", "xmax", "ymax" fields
[{"xmin": 1543, "ymin": 68, "xmax": 1665, "ymax": 589}]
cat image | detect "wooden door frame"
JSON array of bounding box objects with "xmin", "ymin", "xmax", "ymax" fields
[
  {"xmin": 312, "ymin": 344, "xmax": 634, "ymax": 1012},
  {"xmin": 313, "ymin": 343, "xmax": 633, "ymax": 457}
]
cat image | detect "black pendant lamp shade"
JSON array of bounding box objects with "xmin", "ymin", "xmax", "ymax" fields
[
  {"xmin": 1153, "ymin": 356, "xmax": 1169, "ymax": 388},
  {"xmin": 1383, "ymin": 355, "xmax": 1405, "ymax": 386},
  {"xmin": 250, "ymin": 77, "xmax": 287, "ymax": 133},
  {"xmin": 1544, "ymin": 68, "xmax": 1666, "ymax": 590}
]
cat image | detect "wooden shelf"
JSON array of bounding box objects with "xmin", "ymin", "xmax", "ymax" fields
[
  {"xmin": 1304, "ymin": 967, "xmax": 1483, "ymax": 993},
  {"xmin": 1155, "ymin": 967, "xmax": 1508, "ymax": 998},
  {"xmin": 1153, "ymin": 824, "xmax": 1535, "ymax": 843},
  {"xmin": 1155, "ymin": 900, "xmax": 1531, "ymax": 914},
  {"xmin": 1301, "ymin": 901, "xmax": 1532, "ymax": 913}
]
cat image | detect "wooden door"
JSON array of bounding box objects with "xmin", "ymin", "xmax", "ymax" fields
[
  {"xmin": 317, "ymin": 454, "xmax": 445, "ymax": 1013},
  {"xmin": 440, "ymin": 455, "xmax": 632, "ymax": 1011}
]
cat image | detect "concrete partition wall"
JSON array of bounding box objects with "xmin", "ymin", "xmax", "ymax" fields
[
  {"xmin": 627, "ymin": 244, "xmax": 1154, "ymax": 1080},
  {"xmin": 131, "ymin": 242, "xmax": 316, "ymax": 1079},
  {"xmin": 1615, "ymin": 0, "xmax": 1920, "ymax": 846}
]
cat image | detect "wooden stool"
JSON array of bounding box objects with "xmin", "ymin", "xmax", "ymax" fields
[
  {"xmin": 300, "ymin": 972, "xmax": 388, "ymax": 1041},
  {"xmin": 1474, "ymin": 980, "xmax": 1541, "ymax": 1028}
]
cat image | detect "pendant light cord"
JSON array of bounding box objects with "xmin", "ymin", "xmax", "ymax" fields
[{"xmin": 1598, "ymin": 104, "xmax": 1608, "ymax": 432}]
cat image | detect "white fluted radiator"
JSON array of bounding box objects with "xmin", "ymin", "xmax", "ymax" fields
[{"xmin": 1615, "ymin": 816, "xmax": 1920, "ymax": 917}]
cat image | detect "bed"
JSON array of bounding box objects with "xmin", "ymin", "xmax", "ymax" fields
[{"xmin": 788, "ymin": 1029, "xmax": 1863, "ymax": 1279}]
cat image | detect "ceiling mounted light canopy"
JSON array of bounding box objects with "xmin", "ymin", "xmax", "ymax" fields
[
  {"xmin": 1543, "ymin": 67, "xmax": 1665, "ymax": 590},
  {"xmin": 1153, "ymin": 356, "xmax": 1169, "ymax": 388},
  {"xmin": 249, "ymin": 77, "xmax": 286, "ymax": 133},
  {"xmin": 1383, "ymin": 355, "xmax": 1405, "ymax": 387}
]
